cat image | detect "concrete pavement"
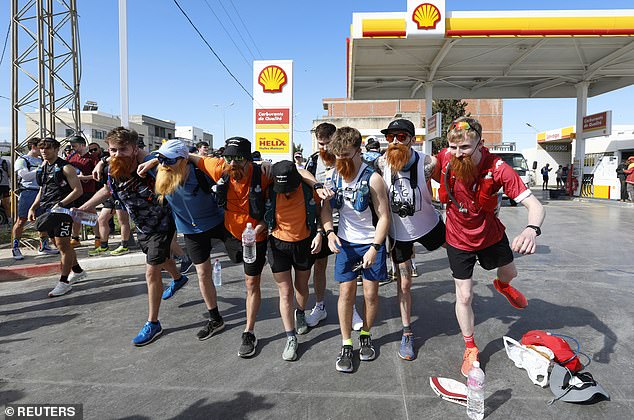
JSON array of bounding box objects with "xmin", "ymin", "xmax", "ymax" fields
[{"xmin": 0, "ymin": 198, "xmax": 633, "ymax": 419}]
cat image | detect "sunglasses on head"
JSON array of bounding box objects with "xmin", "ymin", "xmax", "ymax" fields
[
  {"xmin": 385, "ymin": 133, "xmax": 410, "ymax": 143},
  {"xmin": 157, "ymin": 155, "xmax": 183, "ymax": 165},
  {"xmin": 223, "ymin": 155, "xmax": 245, "ymax": 162},
  {"xmin": 450, "ymin": 119, "xmax": 482, "ymax": 138}
]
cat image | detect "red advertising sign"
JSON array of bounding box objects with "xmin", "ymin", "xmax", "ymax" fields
[
  {"xmin": 583, "ymin": 112, "xmax": 607, "ymax": 132},
  {"xmin": 255, "ymin": 108, "xmax": 289, "ymax": 125}
]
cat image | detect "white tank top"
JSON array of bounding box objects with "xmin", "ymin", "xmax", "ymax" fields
[
  {"xmin": 337, "ymin": 163, "xmax": 375, "ymax": 244},
  {"xmin": 383, "ymin": 150, "xmax": 440, "ymax": 241}
]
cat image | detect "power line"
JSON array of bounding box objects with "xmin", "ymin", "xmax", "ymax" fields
[
  {"xmin": 0, "ymin": 20, "xmax": 10, "ymax": 69},
  {"xmin": 216, "ymin": 0, "xmax": 256, "ymax": 60},
  {"xmin": 172, "ymin": 0, "xmax": 253, "ymax": 100},
  {"xmin": 228, "ymin": 0, "xmax": 262, "ymax": 58},
  {"xmin": 201, "ymin": 0, "xmax": 251, "ymax": 68}
]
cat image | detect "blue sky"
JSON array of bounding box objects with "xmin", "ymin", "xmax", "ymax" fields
[{"xmin": 1, "ymin": 0, "xmax": 633, "ymax": 153}]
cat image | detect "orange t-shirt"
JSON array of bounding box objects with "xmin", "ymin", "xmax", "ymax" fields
[
  {"xmin": 272, "ymin": 186, "xmax": 320, "ymax": 242},
  {"xmin": 196, "ymin": 157, "xmax": 271, "ymax": 242}
]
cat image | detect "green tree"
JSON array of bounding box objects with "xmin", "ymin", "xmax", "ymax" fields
[{"xmin": 430, "ymin": 99, "xmax": 470, "ymax": 154}]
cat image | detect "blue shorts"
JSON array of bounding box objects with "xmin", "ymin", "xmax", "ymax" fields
[
  {"xmin": 334, "ymin": 238, "xmax": 387, "ymax": 283},
  {"xmin": 18, "ymin": 189, "xmax": 41, "ymax": 219}
]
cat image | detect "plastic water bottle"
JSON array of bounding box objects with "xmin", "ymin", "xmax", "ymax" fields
[
  {"xmin": 467, "ymin": 361, "xmax": 485, "ymax": 420},
  {"xmin": 212, "ymin": 258, "xmax": 222, "ymax": 287},
  {"xmin": 324, "ymin": 176, "xmax": 334, "ymax": 191},
  {"xmin": 242, "ymin": 222, "xmax": 257, "ymax": 264},
  {"xmin": 50, "ymin": 207, "xmax": 98, "ymax": 226}
]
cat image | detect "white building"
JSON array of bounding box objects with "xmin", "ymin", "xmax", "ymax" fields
[{"xmin": 175, "ymin": 126, "xmax": 213, "ymax": 148}]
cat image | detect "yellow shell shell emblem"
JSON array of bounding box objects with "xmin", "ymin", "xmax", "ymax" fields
[
  {"xmin": 412, "ymin": 3, "xmax": 441, "ymax": 30},
  {"xmin": 258, "ymin": 65, "xmax": 288, "ymax": 93}
]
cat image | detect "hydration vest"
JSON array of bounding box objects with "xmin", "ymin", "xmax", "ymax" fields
[
  {"xmin": 214, "ymin": 163, "xmax": 265, "ymax": 221},
  {"xmin": 264, "ymin": 182, "xmax": 317, "ymax": 233},
  {"xmin": 305, "ymin": 152, "xmax": 320, "ymax": 176},
  {"xmin": 438, "ymin": 150, "xmax": 502, "ymax": 213},
  {"xmin": 330, "ymin": 165, "xmax": 374, "ymax": 213},
  {"xmin": 36, "ymin": 159, "xmax": 69, "ymax": 190}
]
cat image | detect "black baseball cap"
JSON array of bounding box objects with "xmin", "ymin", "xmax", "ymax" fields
[
  {"xmin": 271, "ymin": 160, "xmax": 302, "ymax": 194},
  {"xmin": 68, "ymin": 135, "xmax": 87, "ymax": 145},
  {"xmin": 366, "ymin": 137, "xmax": 380, "ymax": 151},
  {"xmin": 223, "ymin": 137, "xmax": 252, "ymax": 161},
  {"xmin": 381, "ymin": 119, "xmax": 416, "ymax": 136}
]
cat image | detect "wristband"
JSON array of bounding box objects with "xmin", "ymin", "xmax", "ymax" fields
[
  {"xmin": 313, "ymin": 182, "xmax": 324, "ymax": 191},
  {"xmin": 526, "ymin": 225, "xmax": 541, "ymax": 236},
  {"xmin": 325, "ymin": 229, "xmax": 335, "ymax": 238}
]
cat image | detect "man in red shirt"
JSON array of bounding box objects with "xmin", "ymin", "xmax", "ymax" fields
[
  {"xmin": 432, "ymin": 117, "xmax": 545, "ymax": 377},
  {"xmin": 67, "ymin": 135, "xmax": 99, "ymax": 247}
]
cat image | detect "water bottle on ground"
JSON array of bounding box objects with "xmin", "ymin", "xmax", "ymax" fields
[
  {"xmin": 212, "ymin": 258, "xmax": 222, "ymax": 287},
  {"xmin": 50, "ymin": 207, "xmax": 98, "ymax": 226},
  {"xmin": 467, "ymin": 361, "xmax": 485, "ymax": 420},
  {"xmin": 242, "ymin": 222, "xmax": 256, "ymax": 264}
]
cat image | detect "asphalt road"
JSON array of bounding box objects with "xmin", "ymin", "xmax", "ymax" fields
[{"xmin": 1, "ymin": 198, "xmax": 633, "ymax": 419}]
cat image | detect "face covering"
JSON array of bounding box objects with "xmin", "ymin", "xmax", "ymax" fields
[
  {"xmin": 155, "ymin": 159, "xmax": 189, "ymax": 201},
  {"xmin": 320, "ymin": 148, "xmax": 336, "ymax": 167},
  {"xmin": 223, "ymin": 161, "xmax": 247, "ymax": 181},
  {"xmin": 386, "ymin": 143, "xmax": 410, "ymax": 172},
  {"xmin": 109, "ymin": 155, "xmax": 136, "ymax": 179},
  {"xmin": 335, "ymin": 150, "xmax": 359, "ymax": 180}
]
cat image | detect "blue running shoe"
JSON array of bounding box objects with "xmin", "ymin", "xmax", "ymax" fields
[
  {"xmin": 132, "ymin": 321, "xmax": 162, "ymax": 346},
  {"xmin": 162, "ymin": 275, "xmax": 189, "ymax": 300},
  {"xmin": 398, "ymin": 334, "xmax": 415, "ymax": 361}
]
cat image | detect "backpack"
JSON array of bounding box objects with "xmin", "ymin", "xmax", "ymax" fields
[
  {"xmin": 191, "ymin": 165, "xmax": 214, "ymax": 196},
  {"xmin": 521, "ymin": 330, "xmax": 584, "ymax": 373},
  {"xmin": 215, "ymin": 163, "xmax": 265, "ymax": 221},
  {"xmin": 264, "ymin": 182, "xmax": 317, "ymax": 233},
  {"xmin": 330, "ymin": 165, "xmax": 378, "ymax": 226}
]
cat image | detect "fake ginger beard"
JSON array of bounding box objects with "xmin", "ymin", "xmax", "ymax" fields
[
  {"xmin": 155, "ymin": 159, "xmax": 189, "ymax": 202},
  {"xmin": 335, "ymin": 155, "xmax": 358, "ymax": 181},
  {"xmin": 450, "ymin": 154, "xmax": 479, "ymax": 186},
  {"xmin": 386, "ymin": 143, "xmax": 410, "ymax": 173},
  {"xmin": 319, "ymin": 148, "xmax": 336, "ymax": 167},
  {"xmin": 109, "ymin": 155, "xmax": 136, "ymax": 180},
  {"xmin": 223, "ymin": 161, "xmax": 247, "ymax": 181}
]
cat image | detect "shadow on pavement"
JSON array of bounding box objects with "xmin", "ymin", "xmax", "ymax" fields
[{"xmin": 170, "ymin": 392, "xmax": 275, "ymax": 420}]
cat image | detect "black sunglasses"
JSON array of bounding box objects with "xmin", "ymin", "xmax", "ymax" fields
[{"xmin": 157, "ymin": 155, "xmax": 183, "ymax": 165}]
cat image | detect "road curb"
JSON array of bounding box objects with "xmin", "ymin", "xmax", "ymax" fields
[{"xmin": 0, "ymin": 252, "xmax": 147, "ymax": 282}]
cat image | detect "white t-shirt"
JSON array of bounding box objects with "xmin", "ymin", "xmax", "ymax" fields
[
  {"xmin": 336, "ymin": 163, "xmax": 375, "ymax": 244},
  {"xmin": 383, "ymin": 150, "xmax": 440, "ymax": 241}
]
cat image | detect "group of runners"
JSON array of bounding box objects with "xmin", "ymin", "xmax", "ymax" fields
[{"xmin": 24, "ymin": 116, "xmax": 545, "ymax": 376}]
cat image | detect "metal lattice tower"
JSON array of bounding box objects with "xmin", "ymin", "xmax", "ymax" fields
[{"xmin": 10, "ymin": 0, "xmax": 81, "ymax": 220}]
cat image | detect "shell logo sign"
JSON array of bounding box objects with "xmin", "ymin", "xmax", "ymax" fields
[
  {"xmin": 258, "ymin": 65, "xmax": 287, "ymax": 93},
  {"xmin": 412, "ymin": 3, "xmax": 441, "ymax": 30}
]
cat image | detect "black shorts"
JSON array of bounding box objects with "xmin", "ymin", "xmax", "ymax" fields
[
  {"xmin": 73, "ymin": 192, "xmax": 93, "ymax": 208},
  {"xmin": 315, "ymin": 226, "xmax": 338, "ymax": 260},
  {"xmin": 225, "ymin": 234, "xmax": 268, "ymax": 276},
  {"xmin": 184, "ymin": 222, "xmax": 229, "ymax": 265},
  {"xmin": 35, "ymin": 212, "xmax": 73, "ymax": 238},
  {"xmin": 137, "ymin": 222, "xmax": 176, "ymax": 266},
  {"xmin": 391, "ymin": 219, "xmax": 446, "ymax": 264},
  {"xmin": 102, "ymin": 196, "xmax": 123, "ymax": 210},
  {"xmin": 446, "ymin": 234, "xmax": 514, "ymax": 280},
  {"xmin": 268, "ymin": 236, "xmax": 316, "ymax": 273}
]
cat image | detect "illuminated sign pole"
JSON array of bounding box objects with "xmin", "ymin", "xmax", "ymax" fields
[{"xmin": 253, "ymin": 60, "xmax": 293, "ymax": 163}]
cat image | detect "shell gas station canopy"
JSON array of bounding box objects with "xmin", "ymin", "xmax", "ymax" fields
[{"xmin": 347, "ymin": 1, "xmax": 634, "ymax": 188}]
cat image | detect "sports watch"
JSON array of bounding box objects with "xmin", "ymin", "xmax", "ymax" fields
[
  {"xmin": 526, "ymin": 225, "xmax": 541, "ymax": 236},
  {"xmin": 371, "ymin": 243, "xmax": 381, "ymax": 251}
]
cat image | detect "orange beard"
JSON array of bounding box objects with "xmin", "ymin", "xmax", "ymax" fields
[
  {"xmin": 450, "ymin": 155, "xmax": 478, "ymax": 186},
  {"xmin": 223, "ymin": 162, "xmax": 246, "ymax": 181},
  {"xmin": 386, "ymin": 143, "xmax": 410, "ymax": 172},
  {"xmin": 155, "ymin": 161, "xmax": 189, "ymax": 201},
  {"xmin": 109, "ymin": 155, "xmax": 135, "ymax": 179},
  {"xmin": 319, "ymin": 149, "xmax": 336, "ymax": 167},
  {"xmin": 335, "ymin": 158, "xmax": 357, "ymax": 181}
]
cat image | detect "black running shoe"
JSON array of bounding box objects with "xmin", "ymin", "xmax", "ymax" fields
[
  {"xmin": 359, "ymin": 335, "xmax": 376, "ymax": 361},
  {"xmin": 238, "ymin": 332, "xmax": 257, "ymax": 358},
  {"xmin": 196, "ymin": 318, "xmax": 225, "ymax": 341},
  {"xmin": 336, "ymin": 345, "xmax": 354, "ymax": 373}
]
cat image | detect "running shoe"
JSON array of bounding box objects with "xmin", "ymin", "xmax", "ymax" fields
[
  {"xmin": 109, "ymin": 245, "xmax": 130, "ymax": 256},
  {"xmin": 179, "ymin": 256, "xmax": 194, "ymax": 275},
  {"xmin": 461, "ymin": 347, "xmax": 480, "ymax": 377},
  {"xmin": 282, "ymin": 336, "xmax": 298, "ymax": 361},
  {"xmin": 352, "ymin": 306, "xmax": 363, "ymax": 331},
  {"xmin": 38, "ymin": 242, "xmax": 59, "ymax": 255},
  {"xmin": 48, "ymin": 281, "xmax": 72, "ymax": 297},
  {"xmin": 493, "ymin": 278, "xmax": 528, "ymax": 309},
  {"xmin": 411, "ymin": 264, "xmax": 419, "ymax": 277},
  {"xmin": 132, "ymin": 321, "xmax": 163, "ymax": 346},
  {"xmin": 12, "ymin": 247, "xmax": 24, "ymax": 260},
  {"xmin": 335, "ymin": 345, "xmax": 354, "ymax": 373},
  {"xmin": 238, "ymin": 332, "xmax": 257, "ymax": 358},
  {"xmin": 295, "ymin": 309, "xmax": 308, "ymax": 335},
  {"xmin": 398, "ymin": 334, "xmax": 415, "ymax": 361},
  {"xmin": 359, "ymin": 335, "xmax": 376, "ymax": 361},
  {"xmin": 305, "ymin": 304, "xmax": 327, "ymax": 327},
  {"xmin": 196, "ymin": 318, "xmax": 225, "ymax": 341},
  {"xmin": 162, "ymin": 275, "xmax": 189, "ymax": 300},
  {"xmin": 88, "ymin": 246, "xmax": 109, "ymax": 256},
  {"xmin": 70, "ymin": 238, "xmax": 82, "ymax": 248},
  {"xmin": 68, "ymin": 270, "xmax": 87, "ymax": 284}
]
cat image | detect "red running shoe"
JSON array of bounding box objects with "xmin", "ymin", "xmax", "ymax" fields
[{"xmin": 494, "ymin": 278, "xmax": 528, "ymax": 309}]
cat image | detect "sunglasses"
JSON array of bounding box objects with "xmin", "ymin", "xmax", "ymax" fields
[
  {"xmin": 223, "ymin": 155, "xmax": 245, "ymax": 162},
  {"xmin": 89, "ymin": 148, "xmax": 99, "ymax": 153},
  {"xmin": 449, "ymin": 119, "xmax": 482, "ymax": 138},
  {"xmin": 385, "ymin": 133, "xmax": 410, "ymax": 143},
  {"xmin": 157, "ymin": 155, "xmax": 183, "ymax": 165}
]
